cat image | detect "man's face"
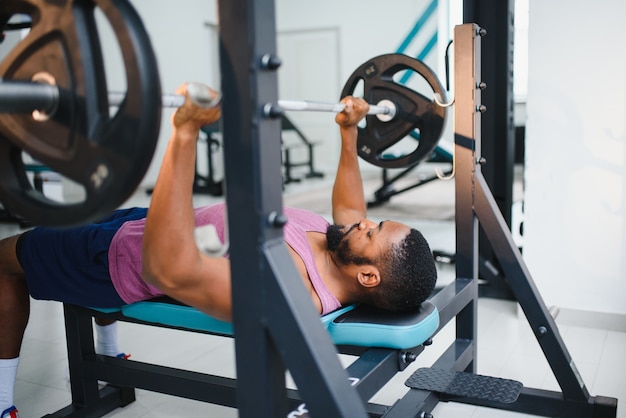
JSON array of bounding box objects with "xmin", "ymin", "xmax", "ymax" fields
[{"xmin": 326, "ymin": 220, "xmax": 411, "ymax": 266}]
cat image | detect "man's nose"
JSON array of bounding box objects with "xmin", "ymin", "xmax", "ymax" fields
[{"xmin": 358, "ymin": 219, "xmax": 377, "ymax": 230}]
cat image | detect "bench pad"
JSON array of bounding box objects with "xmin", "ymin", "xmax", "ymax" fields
[{"xmin": 92, "ymin": 300, "xmax": 439, "ymax": 350}]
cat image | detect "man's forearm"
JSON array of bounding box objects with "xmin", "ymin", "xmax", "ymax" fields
[
  {"xmin": 142, "ymin": 83, "xmax": 221, "ymax": 286},
  {"xmin": 142, "ymin": 127, "xmax": 200, "ymax": 284},
  {"xmin": 332, "ymin": 125, "xmax": 367, "ymax": 224}
]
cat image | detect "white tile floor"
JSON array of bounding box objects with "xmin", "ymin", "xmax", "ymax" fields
[{"xmin": 4, "ymin": 173, "xmax": 625, "ymax": 418}]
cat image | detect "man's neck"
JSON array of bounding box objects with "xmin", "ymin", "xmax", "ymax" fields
[{"xmin": 306, "ymin": 232, "xmax": 352, "ymax": 307}]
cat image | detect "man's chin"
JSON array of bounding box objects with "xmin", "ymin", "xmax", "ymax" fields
[{"xmin": 326, "ymin": 224, "xmax": 346, "ymax": 251}]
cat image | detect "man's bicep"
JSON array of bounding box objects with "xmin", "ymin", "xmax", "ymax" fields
[{"xmin": 167, "ymin": 256, "xmax": 233, "ymax": 322}]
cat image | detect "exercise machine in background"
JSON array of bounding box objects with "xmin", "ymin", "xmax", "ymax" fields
[{"xmin": 192, "ymin": 114, "xmax": 324, "ymax": 197}]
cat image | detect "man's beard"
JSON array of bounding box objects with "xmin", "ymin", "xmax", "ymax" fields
[{"xmin": 326, "ymin": 223, "xmax": 363, "ymax": 265}]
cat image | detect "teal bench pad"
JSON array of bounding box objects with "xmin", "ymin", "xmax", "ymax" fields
[
  {"xmin": 324, "ymin": 302, "xmax": 439, "ymax": 349},
  {"xmin": 92, "ymin": 300, "xmax": 439, "ymax": 350}
]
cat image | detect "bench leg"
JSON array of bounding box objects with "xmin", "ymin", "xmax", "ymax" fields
[{"xmin": 44, "ymin": 304, "xmax": 135, "ymax": 417}]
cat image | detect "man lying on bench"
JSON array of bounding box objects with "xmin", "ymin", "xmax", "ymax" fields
[{"xmin": 0, "ymin": 83, "xmax": 437, "ymax": 418}]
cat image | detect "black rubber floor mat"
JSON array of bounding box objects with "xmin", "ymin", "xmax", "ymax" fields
[{"xmin": 406, "ymin": 367, "xmax": 523, "ymax": 404}]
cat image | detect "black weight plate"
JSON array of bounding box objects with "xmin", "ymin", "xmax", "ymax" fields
[
  {"xmin": 0, "ymin": 0, "xmax": 161, "ymax": 227},
  {"xmin": 341, "ymin": 53, "xmax": 446, "ymax": 169}
]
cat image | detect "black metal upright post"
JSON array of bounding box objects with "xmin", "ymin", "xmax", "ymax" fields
[
  {"xmin": 217, "ymin": 1, "xmax": 368, "ymax": 417},
  {"xmin": 464, "ymin": 0, "xmax": 516, "ymax": 299}
]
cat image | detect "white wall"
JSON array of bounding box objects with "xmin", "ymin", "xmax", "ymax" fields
[
  {"xmin": 275, "ymin": 0, "xmax": 440, "ymax": 86},
  {"xmin": 523, "ymin": 0, "xmax": 626, "ymax": 316}
]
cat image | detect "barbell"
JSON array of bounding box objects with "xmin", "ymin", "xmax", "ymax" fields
[
  {"xmin": 0, "ymin": 82, "xmax": 394, "ymax": 119},
  {"xmin": 0, "ymin": 0, "xmax": 447, "ymax": 228}
]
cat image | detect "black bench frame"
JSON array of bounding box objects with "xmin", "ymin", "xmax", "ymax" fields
[{"xmin": 48, "ymin": 301, "xmax": 430, "ymax": 417}]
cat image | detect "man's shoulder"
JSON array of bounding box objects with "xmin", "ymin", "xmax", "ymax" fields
[
  {"xmin": 284, "ymin": 207, "xmax": 330, "ymax": 231},
  {"xmin": 284, "ymin": 207, "xmax": 327, "ymax": 221}
]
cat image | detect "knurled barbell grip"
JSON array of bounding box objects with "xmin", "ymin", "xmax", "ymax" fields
[
  {"xmin": 109, "ymin": 91, "xmax": 220, "ymax": 108},
  {"xmin": 276, "ymin": 99, "xmax": 393, "ymax": 116},
  {"xmin": 153, "ymin": 97, "xmax": 395, "ymax": 117},
  {"xmin": 111, "ymin": 82, "xmax": 221, "ymax": 109}
]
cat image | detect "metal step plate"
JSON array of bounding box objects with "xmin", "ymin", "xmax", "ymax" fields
[{"xmin": 406, "ymin": 367, "xmax": 523, "ymax": 404}]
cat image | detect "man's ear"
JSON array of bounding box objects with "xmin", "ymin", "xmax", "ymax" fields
[{"xmin": 357, "ymin": 266, "xmax": 381, "ymax": 288}]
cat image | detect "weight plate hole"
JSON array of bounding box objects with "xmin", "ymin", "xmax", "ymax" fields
[
  {"xmin": 93, "ymin": 8, "xmax": 128, "ymax": 117},
  {"xmin": 21, "ymin": 151, "xmax": 86, "ymax": 204},
  {"xmin": 379, "ymin": 129, "xmax": 421, "ymax": 161},
  {"xmin": 392, "ymin": 69, "xmax": 437, "ymax": 102}
]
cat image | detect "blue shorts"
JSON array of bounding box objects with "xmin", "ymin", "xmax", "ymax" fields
[{"xmin": 17, "ymin": 207, "xmax": 149, "ymax": 308}]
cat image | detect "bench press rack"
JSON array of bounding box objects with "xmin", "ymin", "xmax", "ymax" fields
[{"xmin": 47, "ymin": 3, "xmax": 618, "ymax": 417}]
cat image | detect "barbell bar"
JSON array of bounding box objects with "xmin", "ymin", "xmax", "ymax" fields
[
  {"xmin": 113, "ymin": 94, "xmax": 397, "ymax": 119},
  {"xmin": 0, "ymin": 80, "xmax": 221, "ymax": 116},
  {"xmin": 0, "ymin": 80, "xmax": 397, "ymax": 121},
  {"xmin": 274, "ymin": 99, "xmax": 396, "ymax": 121}
]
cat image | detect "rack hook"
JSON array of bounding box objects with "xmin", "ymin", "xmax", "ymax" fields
[
  {"xmin": 435, "ymin": 142, "xmax": 455, "ymax": 180},
  {"xmin": 434, "ymin": 92, "xmax": 455, "ymax": 108}
]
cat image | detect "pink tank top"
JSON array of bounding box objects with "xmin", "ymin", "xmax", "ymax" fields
[{"xmin": 108, "ymin": 203, "xmax": 341, "ymax": 315}]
